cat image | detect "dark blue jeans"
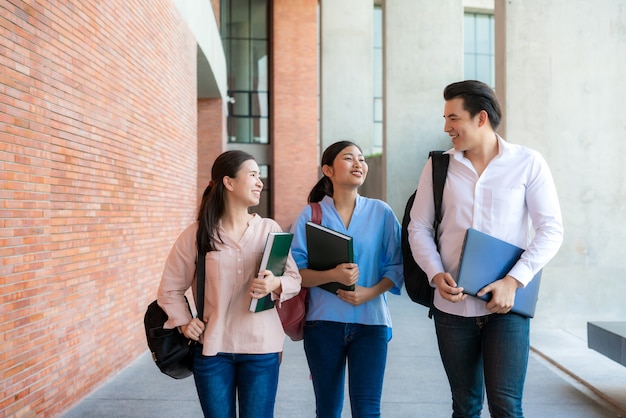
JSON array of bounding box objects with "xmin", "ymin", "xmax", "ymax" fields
[
  {"xmin": 192, "ymin": 346, "xmax": 280, "ymax": 418},
  {"xmin": 303, "ymin": 321, "xmax": 389, "ymax": 418},
  {"xmin": 433, "ymin": 309, "xmax": 530, "ymax": 418}
]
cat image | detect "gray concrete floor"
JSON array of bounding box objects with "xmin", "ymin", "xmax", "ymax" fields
[{"xmin": 62, "ymin": 295, "xmax": 626, "ymax": 417}]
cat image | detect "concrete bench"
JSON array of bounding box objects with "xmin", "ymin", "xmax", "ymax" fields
[{"xmin": 587, "ymin": 321, "xmax": 626, "ymax": 367}]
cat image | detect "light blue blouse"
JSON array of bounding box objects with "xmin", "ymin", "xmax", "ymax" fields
[{"xmin": 289, "ymin": 195, "xmax": 403, "ymax": 329}]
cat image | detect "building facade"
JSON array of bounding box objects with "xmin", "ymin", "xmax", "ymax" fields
[{"xmin": 1, "ymin": 0, "xmax": 625, "ymax": 416}]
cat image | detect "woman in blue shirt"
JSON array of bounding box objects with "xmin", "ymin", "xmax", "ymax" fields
[{"xmin": 289, "ymin": 141, "xmax": 404, "ymax": 418}]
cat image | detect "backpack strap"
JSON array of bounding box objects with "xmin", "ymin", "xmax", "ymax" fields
[
  {"xmin": 310, "ymin": 202, "xmax": 322, "ymax": 225},
  {"xmin": 425, "ymin": 150, "xmax": 449, "ymax": 317},
  {"xmin": 429, "ymin": 151, "xmax": 450, "ymax": 231},
  {"xmin": 196, "ymin": 252, "xmax": 206, "ymax": 320}
]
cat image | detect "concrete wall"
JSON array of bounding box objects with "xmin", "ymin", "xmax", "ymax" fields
[
  {"xmin": 320, "ymin": 0, "xmax": 374, "ymax": 152},
  {"xmin": 384, "ymin": 0, "xmax": 463, "ymax": 214},
  {"xmin": 499, "ymin": 0, "xmax": 626, "ymax": 328}
]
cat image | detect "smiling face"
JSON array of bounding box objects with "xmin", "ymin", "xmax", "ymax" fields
[
  {"xmin": 224, "ymin": 158, "xmax": 263, "ymax": 207},
  {"xmin": 322, "ymin": 145, "xmax": 368, "ymax": 189},
  {"xmin": 443, "ymin": 97, "xmax": 485, "ymax": 153}
]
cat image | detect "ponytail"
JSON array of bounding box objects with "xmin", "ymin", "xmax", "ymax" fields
[{"xmin": 308, "ymin": 177, "xmax": 333, "ymax": 203}]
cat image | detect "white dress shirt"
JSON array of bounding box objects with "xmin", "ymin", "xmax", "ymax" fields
[{"xmin": 408, "ymin": 136, "xmax": 563, "ymax": 317}]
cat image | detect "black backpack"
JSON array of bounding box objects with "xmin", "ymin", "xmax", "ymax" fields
[
  {"xmin": 401, "ymin": 151, "xmax": 450, "ymax": 313},
  {"xmin": 144, "ymin": 252, "xmax": 206, "ymax": 379}
]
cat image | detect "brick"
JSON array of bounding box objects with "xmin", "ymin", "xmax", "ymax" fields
[{"xmin": 0, "ymin": 1, "xmax": 202, "ymax": 416}]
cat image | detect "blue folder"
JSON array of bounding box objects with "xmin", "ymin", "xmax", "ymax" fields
[{"xmin": 456, "ymin": 228, "xmax": 542, "ymax": 318}]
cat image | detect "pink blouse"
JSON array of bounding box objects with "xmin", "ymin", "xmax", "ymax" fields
[{"xmin": 157, "ymin": 214, "xmax": 302, "ymax": 356}]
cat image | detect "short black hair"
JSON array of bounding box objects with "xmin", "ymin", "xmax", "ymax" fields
[{"xmin": 443, "ymin": 80, "xmax": 502, "ymax": 130}]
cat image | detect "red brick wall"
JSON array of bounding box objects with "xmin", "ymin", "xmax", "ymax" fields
[
  {"xmin": 271, "ymin": 0, "xmax": 320, "ymax": 229},
  {"xmin": 197, "ymin": 99, "xmax": 227, "ymax": 203},
  {"xmin": 0, "ymin": 1, "xmax": 200, "ymax": 416}
]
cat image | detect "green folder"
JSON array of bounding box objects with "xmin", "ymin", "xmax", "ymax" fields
[{"xmin": 249, "ymin": 232, "xmax": 294, "ymax": 313}]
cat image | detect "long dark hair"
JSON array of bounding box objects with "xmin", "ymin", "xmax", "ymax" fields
[
  {"xmin": 196, "ymin": 150, "xmax": 255, "ymax": 254},
  {"xmin": 308, "ymin": 140, "xmax": 362, "ymax": 203}
]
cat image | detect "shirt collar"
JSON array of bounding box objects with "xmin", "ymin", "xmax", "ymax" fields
[{"xmin": 446, "ymin": 133, "xmax": 510, "ymax": 162}]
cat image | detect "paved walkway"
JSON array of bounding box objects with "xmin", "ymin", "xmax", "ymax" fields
[{"xmin": 62, "ymin": 295, "xmax": 626, "ymax": 417}]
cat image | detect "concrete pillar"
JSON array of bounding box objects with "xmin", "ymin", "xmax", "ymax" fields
[
  {"xmin": 498, "ymin": 0, "xmax": 626, "ymax": 327},
  {"xmin": 384, "ymin": 0, "xmax": 464, "ymax": 215},
  {"xmin": 320, "ymin": 0, "xmax": 374, "ymax": 153}
]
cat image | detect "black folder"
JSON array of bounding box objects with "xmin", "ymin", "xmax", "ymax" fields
[
  {"xmin": 305, "ymin": 222, "xmax": 355, "ymax": 294},
  {"xmin": 456, "ymin": 228, "xmax": 542, "ymax": 317}
]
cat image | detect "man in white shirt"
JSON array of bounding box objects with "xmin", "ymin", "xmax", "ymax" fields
[{"xmin": 408, "ymin": 80, "xmax": 563, "ymax": 417}]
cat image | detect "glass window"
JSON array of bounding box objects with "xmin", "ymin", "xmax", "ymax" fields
[
  {"xmin": 221, "ymin": 0, "xmax": 232, "ymax": 37},
  {"xmin": 221, "ymin": 0, "xmax": 269, "ymax": 144},
  {"xmin": 476, "ymin": 55, "xmax": 492, "ymax": 80},
  {"xmin": 251, "ymin": 0, "xmax": 267, "ymax": 39},
  {"xmin": 228, "ymin": 40, "xmax": 250, "ymax": 90},
  {"xmin": 373, "ymin": 7, "xmax": 383, "ymax": 49},
  {"xmin": 464, "ymin": 53, "xmax": 476, "ymax": 81},
  {"xmin": 373, "ymin": 48, "xmax": 383, "ymax": 98},
  {"xmin": 228, "ymin": 117, "xmax": 251, "ymax": 143},
  {"xmin": 475, "ymin": 14, "xmax": 491, "ymax": 54},
  {"xmin": 251, "ymin": 92, "xmax": 268, "ymax": 117},
  {"xmin": 464, "ymin": 12, "xmax": 495, "ymax": 88},
  {"xmin": 373, "ymin": 5, "xmax": 383, "ymax": 154},
  {"xmin": 231, "ymin": 91, "xmax": 250, "ymax": 117},
  {"xmin": 252, "ymin": 117, "xmax": 268, "ymax": 143},
  {"xmin": 251, "ymin": 40, "xmax": 268, "ymax": 89},
  {"xmin": 224, "ymin": 0, "xmax": 249, "ymax": 39},
  {"xmin": 374, "ymin": 98, "xmax": 383, "ymax": 123},
  {"xmin": 230, "ymin": 0, "xmax": 249, "ymax": 33}
]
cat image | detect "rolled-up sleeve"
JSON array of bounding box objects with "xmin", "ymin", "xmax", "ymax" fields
[{"xmin": 381, "ymin": 206, "xmax": 404, "ymax": 295}]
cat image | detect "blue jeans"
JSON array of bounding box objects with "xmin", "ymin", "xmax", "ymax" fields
[
  {"xmin": 433, "ymin": 309, "xmax": 530, "ymax": 418},
  {"xmin": 303, "ymin": 321, "xmax": 388, "ymax": 418},
  {"xmin": 192, "ymin": 345, "xmax": 280, "ymax": 418}
]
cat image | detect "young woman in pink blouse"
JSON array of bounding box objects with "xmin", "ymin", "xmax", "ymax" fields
[{"xmin": 157, "ymin": 150, "xmax": 301, "ymax": 417}]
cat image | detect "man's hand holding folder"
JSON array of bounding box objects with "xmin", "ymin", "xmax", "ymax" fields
[
  {"xmin": 476, "ymin": 274, "xmax": 520, "ymax": 315},
  {"xmin": 432, "ymin": 272, "xmax": 467, "ymax": 303}
]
